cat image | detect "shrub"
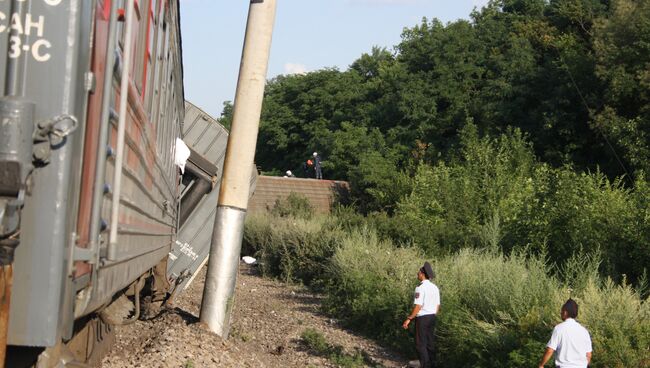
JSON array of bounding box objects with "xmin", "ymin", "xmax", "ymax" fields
[
  {"xmin": 270, "ymin": 192, "xmax": 315, "ymax": 219},
  {"xmin": 387, "ymin": 124, "xmax": 649, "ymax": 284},
  {"xmin": 324, "ymin": 228, "xmax": 424, "ymax": 353},
  {"xmin": 508, "ymin": 168, "xmax": 650, "ymax": 284},
  {"xmin": 244, "ymin": 213, "xmax": 650, "ymax": 367},
  {"xmin": 243, "ymin": 215, "xmax": 342, "ymax": 286},
  {"xmin": 433, "ymin": 249, "xmax": 562, "ymax": 367},
  {"xmin": 578, "ymin": 278, "xmax": 650, "ymax": 368},
  {"xmin": 393, "ymin": 124, "xmax": 537, "ymax": 255},
  {"xmin": 301, "ymin": 328, "xmax": 329, "ymax": 354}
]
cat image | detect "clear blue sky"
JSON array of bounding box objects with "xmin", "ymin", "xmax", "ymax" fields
[{"xmin": 180, "ymin": 0, "xmax": 489, "ymax": 118}]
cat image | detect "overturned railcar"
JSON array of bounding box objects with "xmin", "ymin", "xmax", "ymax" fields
[{"xmin": 167, "ymin": 102, "xmax": 257, "ymax": 297}]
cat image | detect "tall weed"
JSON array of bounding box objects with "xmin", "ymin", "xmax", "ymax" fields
[
  {"xmin": 434, "ymin": 249, "xmax": 561, "ymax": 367},
  {"xmin": 270, "ymin": 192, "xmax": 315, "ymax": 219},
  {"xmin": 325, "ymin": 228, "xmax": 424, "ymax": 352},
  {"xmin": 578, "ymin": 279, "xmax": 650, "ymax": 368},
  {"xmin": 244, "ymin": 214, "xmax": 650, "ymax": 367},
  {"xmin": 243, "ymin": 215, "xmax": 342, "ymax": 285}
]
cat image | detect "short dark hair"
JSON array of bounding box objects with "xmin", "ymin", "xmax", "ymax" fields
[
  {"xmin": 419, "ymin": 267, "xmax": 430, "ymax": 279},
  {"xmin": 562, "ymin": 298, "xmax": 579, "ymax": 318}
]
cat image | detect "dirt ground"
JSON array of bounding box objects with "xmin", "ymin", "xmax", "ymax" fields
[{"xmin": 101, "ymin": 263, "xmax": 407, "ymax": 367}]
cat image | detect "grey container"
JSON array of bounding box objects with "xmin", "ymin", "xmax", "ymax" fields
[{"xmin": 167, "ymin": 101, "xmax": 257, "ymax": 293}]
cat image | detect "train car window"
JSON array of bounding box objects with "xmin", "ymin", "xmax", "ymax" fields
[
  {"xmin": 134, "ymin": 0, "xmax": 149, "ymax": 94},
  {"xmin": 150, "ymin": 12, "xmax": 164, "ymax": 128},
  {"xmin": 162, "ymin": 81, "xmax": 169, "ymax": 163},
  {"xmin": 144, "ymin": 0, "xmax": 156, "ymax": 113},
  {"xmin": 115, "ymin": 0, "xmax": 141, "ymax": 81},
  {"xmin": 156, "ymin": 37, "xmax": 166, "ymax": 128},
  {"xmin": 155, "ymin": 76, "xmax": 165, "ymax": 153},
  {"xmin": 170, "ymin": 103, "xmax": 177, "ymax": 176},
  {"xmin": 157, "ymin": 54, "xmax": 170, "ymax": 157},
  {"xmin": 129, "ymin": 2, "xmax": 141, "ymax": 78},
  {"xmin": 167, "ymin": 75, "xmax": 175, "ymax": 166},
  {"xmin": 116, "ymin": 0, "xmax": 125, "ymax": 48}
]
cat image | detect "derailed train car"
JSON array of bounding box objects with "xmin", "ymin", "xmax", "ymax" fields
[
  {"xmin": 0, "ymin": 0, "xmax": 191, "ymax": 366},
  {"xmin": 167, "ymin": 102, "xmax": 257, "ymax": 297}
]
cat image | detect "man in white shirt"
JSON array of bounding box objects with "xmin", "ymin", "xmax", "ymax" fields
[
  {"xmin": 403, "ymin": 262, "xmax": 440, "ymax": 368},
  {"xmin": 538, "ymin": 299, "xmax": 593, "ymax": 368}
]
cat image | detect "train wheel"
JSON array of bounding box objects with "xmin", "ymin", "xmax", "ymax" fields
[
  {"xmin": 65, "ymin": 315, "xmax": 115, "ymax": 366},
  {"xmin": 6, "ymin": 314, "xmax": 114, "ymax": 367}
]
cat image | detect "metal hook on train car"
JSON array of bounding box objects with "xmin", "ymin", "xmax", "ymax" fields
[
  {"xmin": 32, "ymin": 115, "xmax": 79, "ymax": 164},
  {"xmin": 36, "ymin": 114, "xmax": 79, "ymax": 142}
]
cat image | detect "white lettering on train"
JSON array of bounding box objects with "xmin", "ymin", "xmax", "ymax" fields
[
  {"xmin": 0, "ymin": 10, "xmax": 52, "ymax": 62},
  {"xmin": 1, "ymin": 12, "xmax": 45, "ymax": 37},
  {"xmin": 31, "ymin": 38, "xmax": 51, "ymax": 62},
  {"xmin": 24, "ymin": 13, "xmax": 44, "ymax": 37},
  {"xmin": 176, "ymin": 240, "xmax": 199, "ymax": 262},
  {"xmin": 10, "ymin": 12, "xmax": 23, "ymax": 34}
]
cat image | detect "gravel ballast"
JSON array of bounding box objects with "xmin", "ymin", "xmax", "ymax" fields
[{"xmin": 101, "ymin": 263, "xmax": 406, "ymax": 367}]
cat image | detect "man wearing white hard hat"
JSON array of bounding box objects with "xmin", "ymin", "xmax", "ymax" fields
[{"xmin": 313, "ymin": 152, "xmax": 322, "ymax": 179}]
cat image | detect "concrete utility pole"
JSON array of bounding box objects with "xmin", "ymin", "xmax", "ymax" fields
[{"xmin": 200, "ymin": 0, "xmax": 277, "ymax": 337}]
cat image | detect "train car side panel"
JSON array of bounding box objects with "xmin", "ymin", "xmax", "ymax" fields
[{"xmin": 79, "ymin": 0, "xmax": 184, "ymax": 317}]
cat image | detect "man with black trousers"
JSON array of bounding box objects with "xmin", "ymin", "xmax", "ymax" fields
[{"xmin": 403, "ymin": 261, "xmax": 440, "ymax": 368}]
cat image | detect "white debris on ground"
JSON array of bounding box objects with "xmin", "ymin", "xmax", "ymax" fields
[
  {"xmin": 241, "ymin": 256, "xmax": 257, "ymax": 265},
  {"xmin": 101, "ymin": 263, "xmax": 406, "ymax": 368}
]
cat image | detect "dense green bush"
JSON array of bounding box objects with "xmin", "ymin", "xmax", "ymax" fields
[
  {"xmin": 244, "ymin": 214, "xmax": 650, "ymax": 367},
  {"xmin": 393, "ymin": 124, "xmax": 538, "ymax": 254},
  {"xmin": 385, "ymin": 124, "xmax": 649, "ymax": 284},
  {"xmin": 242, "ymin": 215, "xmax": 342, "ymax": 286},
  {"xmin": 433, "ymin": 249, "xmax": 561, "ymax": 367},
  {"xmin": 269, "ymin": 192, "xmax": 315, "ymax": 220},
  {"xmin": 508, "ymin": 169, "xmax": 650, "ymax": 284},
  {"xmin": 324, "ymin": 228, "xmax": 424, "ymax": 353},
  {"xmin": 578, "ymin": 279, "xmax": 650, "ymax": 368}
]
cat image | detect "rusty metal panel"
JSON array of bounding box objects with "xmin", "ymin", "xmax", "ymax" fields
[
  {"xmin": 83, "ymin": 0, "xmax": 185, "ymax": 318},
  {"xmin": 83, "ymin": 244, "xmax": 170, "ymax": 315},
  {"xmin": 248, "ymin": 176, "xmax": 349, "ymax": 215}
]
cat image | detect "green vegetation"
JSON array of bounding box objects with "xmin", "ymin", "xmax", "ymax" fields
[
  {"xmin": 239, "ymin": 0, "xmax": 650, "ymax": 183},
  {"xmin": 239, "ymin": 0, "xmax": 650, "ymax": 366},
  {"xmin": 244, "ymin": 215, "xmax": 342, "ymax": 286},
  {"xmin": 388, "ymin": 124, "xmax": 650, "ymax": 284},
  {"xmin": 300, "ymin": 328, "xmax": 370, "ymax": 368},
  {"xmin": 301, "ymin": 328, "xmax": 329, "ymax": 355},
  {"xmin": 245, "ymin": 214, "xmax": 650, "ymax": 367},
  {"xmin": 270, "ymin": 192, "xmax": 315, "ymax": 220},
  {"xmin": 231, "ymin": 0, "xmax": 650, "ymax": 282}
]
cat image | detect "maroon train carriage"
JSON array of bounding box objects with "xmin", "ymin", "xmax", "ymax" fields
[{"xmin": 0, "ymin": 1, "xmax": 186, "ymax": 366}]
